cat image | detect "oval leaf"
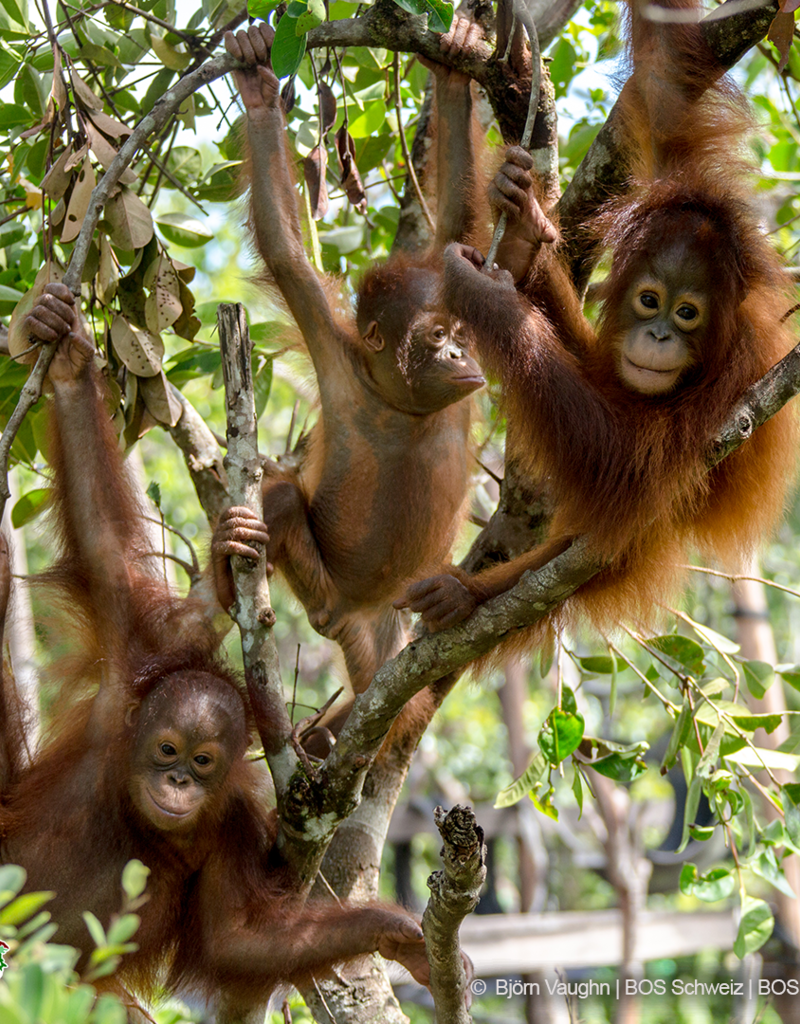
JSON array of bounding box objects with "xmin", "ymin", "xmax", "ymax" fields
[
  {"xmin": 733, "ymin": 897, "xmax": 774, "ymax": 957},
  {"xmin": 271, "ymin": 13, "xmax": 306, "ymax": 79},
  {"xmin": 110, "ymin": 315, "xmax": 164, "ymax": 377},
  {"xmin": 155, "ymin": 212, "xmax": 213, "ymax": 248},
  {"xmin": 104, "ymin": 187, "xmax": 154, "ymax": 250}
]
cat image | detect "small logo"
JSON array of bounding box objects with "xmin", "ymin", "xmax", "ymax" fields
[{"xmin": 0, "ymin": 940, "xmax": 9, "ymax": 975}]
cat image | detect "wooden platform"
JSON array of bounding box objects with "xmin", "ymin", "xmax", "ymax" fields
[{"xmin": 459, "ymin": 908, "xmax": 736, "ymax": 973}]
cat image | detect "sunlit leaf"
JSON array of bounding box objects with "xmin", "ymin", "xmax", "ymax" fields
[
  {"xmin": 733, "ymin": 897, "xmax": 773, "ymax": 957},
  {"xmin": 495, "ymin": 752, "xmax": 548, "ymax": 808},
  {"xmin": 155, "ymin": 212, "xmax": 213, "ymax": 249}
]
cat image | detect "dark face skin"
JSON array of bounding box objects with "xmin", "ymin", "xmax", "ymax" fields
[
  {"xmin": 614, "ymin": 238, "xmax": 711, "ymax": 396},
  {"xmin": 362, "ymin": 272, "xmax": 484, "ymax": 415},
  {"xmin": 129, "ymin": 678, "xmax": 244, "ymax": 834}
]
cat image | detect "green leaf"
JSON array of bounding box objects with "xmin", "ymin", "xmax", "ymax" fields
[
  {"xmin": 782, "ymin": 783, "xmax": 800, "ymax": 848},
  {"xmin": 682, "ymin": 615, "xmax": 740, "ymax": 654},
  {"xmin": 733, "ymin": 897, "xmax": 773, "ymax": 957},
  {"xmin": 572, "ymin": 767, "xmax": 584, "ymax": 818},
  {"xmin": 92, "ymin": 993, "xmax": 127, "ymax": 1024},
  {"xmin": 677, "ymin": 775, "xmax": 703, "ymax": 854},
  {"xmin": 532, "ymin": 784, "xmax": 559, "ymax": 820},
  {"xmin": 271, "ymin": 13, "xmax": 306, "ymax": 78},
  {"xmin": 662, "ymin": 699, "xmax": 692, "ymax": 772},
  {"xmin": 688, "ymin": 824, "xmax": 716, "ymax": 841},
  {"xmin": 648, "ymin": 634, "xmax": 706, "ymax": 675},
  {"xmin": 539, "ymin": 708, "xmax": 584, "ymax": 767},
  {"xmin": 495, "ymin": 752, "xmax": 548, "ymax": 808},
  {"xmin": 574, "ymin": 736, "xmax": 649, "ymax": 782},
  {"xmin": 155, "ymin": 213, "xmax": 213, "ymax": 248},
  {"xmin": 578, "ymin": 655, "xmax": 617, "ymax": 674},
  {"xmin": 295, "ymin": 0, "xmax": 325, "ymax": 33},
  {"xmin": 10, "ymin": 486, "xmax": 49, "ymax": 528},
  {"xmin": 0, "ymin": 863, "xmax": 26, "ymax": 906},
  {"xmin": 146, "ymin": 481, "xmax": 161, "ymax": 508},
  {"xmin": 0, "ymin": 283, "xmax": 25, "ymax": 303},
  {"xmin": 391, "ymin": 0, "xmax": 453, "ymax": 32},
  {"xmin": 0, "ymin": 0, "xmax": 27, "ymax": 27},
  {"xmin": 693, "ymin": 867, "xmax": 736, "ymax": 902},
  {"xmin": 561, "ymin": 685, "xmax": 578, "ymax": 715},
  {"xmin": 249, "ymin": 0, "xmax": 279, "ymax": 14},
  {"xmin": 693, "ymin": 700, "xmax": 783, "ymax": 738},
  {"xmin": 743, "ymin": 660, "xmax": 774, "ymax": 699},
  {"xmin": 749, "ymin": 848, "xmax": 796, "ymax": 898},
  {"xmin": 696, "ymin": 720, "xmax": 726, "ymax": 778},
  {"xmin": 121, "ymin": 859, "xmax": 150, "ymax": 901},
  {"xmin": 348, "ymin": 101, "xmax": 386, "ymax": 138},
  {"xmin": 106, "ymin": 913, "xmax": 140, "ymax": 944},
  {"xmin": 82, "ymin": 911, "xmax": 107, "ymax": 947},
  {"xmin": 253, "ymin": 353, "xmax": 273, "ymax": 420},
  {"xmin": 679, "ymin": 862, "xmax": 698, "ymax": 895},
  {"xmin": 776, "ymin": 664, "xmax": 800, "ymax": 692},
  {"xmin": 320, "ymin": 224, "xmax": 367, "ymax": 255},
  {"xmin": 0, "ymin": 889, "xmax": 54, "ymax": 925}
]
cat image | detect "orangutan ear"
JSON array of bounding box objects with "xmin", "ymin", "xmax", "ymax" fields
[{"xmin": 362, "ymin": 321, "xmax": 385, "ymax": 353}]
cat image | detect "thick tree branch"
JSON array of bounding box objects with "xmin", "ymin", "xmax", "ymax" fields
[
  {"xmin": 167, "ymin": 385, "xmax": 229, "ymax": 523},
  {"xmin": 217, "ymin": 304, "xmax": 297, "ymax": 797},
  {"xmin": 315, "ymin": 334, "xmax": 800, "ymax": 802},
  {"xmin": 557, "ymin": 0, "xmax": 781, "ymax": 292},
  {"xmin": 423, "ymin": 805, "xmax": 486, "ymax": 1024}
]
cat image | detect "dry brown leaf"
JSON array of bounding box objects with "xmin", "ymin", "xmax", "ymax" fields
[
  {"xmin": 87, "ymin": 108, "xmax": 133, "ymax": 139},
  {"xmin": 65, "ymin": 142, "xmax": 89, "ymax": 172},
  {"xmin": 319, "ymin": 81, "xmax": 336, "ymax": 137},
  {"xmin": 111, "ymin": 314, "xmax": 164, "ymax": 377},
  {"xmin": 335, "ymin": 126, "xmax": 367, "ymax": 215},
  {"xmin": 304, "ymin": 145, "xmax": 329, "ymax": 220},
  {"xmin": 768, "ymin": 10, "xmax": 795, "ymax": 70},
  {"xmin": 42, "ymin": 145, "xmax": 74, "ymax": 200},
  {"xmin": 52, "ymin": 47, "xmax": 67, "ymax": 111},
  {"xmin": 61, "ymin": 157, "xmax": 96, "ymax": 243},
  {"xmin": 7, "ymin": 263, "xmax": 66, "ymax": 361},
  {"xmin": 51, "ymin": 198, "xmax": 65, "ymax": 226},
  {"xmin": 140, "ymin": 370, "xmax": 182, "ymax": 427},
  {"xmin": 19, "ymin": 98, "xmax": 55, "ymax": 139},
  {"xmin": 98, "ymin": 234, "xmax": 119, "ymax": 305},
  {"xmin": 104, "ymin": 187, "xmax": 154, "ymax": 250},
  {"xmin": 85, "ymin": 120, "xmax": 137, "ymax": 183},
  {"xmin": 70, "ymin": 69, "xmax": 103, "ymax": 110},
  {"xmin": 144, "ymin": 254, "xmax": 182, "ymax": 333}
]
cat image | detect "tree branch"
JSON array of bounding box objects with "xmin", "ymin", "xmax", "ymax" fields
[
  {"xmin": 315, "ymin": 333, "xmax": 800, "ymax": 799},
  {"xmin": 217, "ymin": 304, "xmax": 297, "ymax": 797},
  {"xmin": 0, "ymin": 51, "xmax": 240, "ymax": 525},
  {"xmin": 423, "ymin": 805, "xmax": 486, "ymax": 1024},
  {"xmin": 167, "ymin": 385, "xmax": 229, "ymax": 523}
]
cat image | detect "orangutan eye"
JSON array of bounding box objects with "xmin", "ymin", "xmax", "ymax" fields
[
  {"xmin": 160, "ymin": 742, "xmax": 177, "ymax": 757},
  {"xmin": 194, "ymin": 754, "xmax": 212, "ymax": 766},
  {"xmin": 635, "ymin": 291, "xmax": 659, "ymax": 313},
  {"xmin": 675, "ymin": 303, "xmax": 699, "ymax": 324}
]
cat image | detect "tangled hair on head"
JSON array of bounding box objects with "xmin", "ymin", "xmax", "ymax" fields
[{"xmin": 354, "ymin": 252, "xmax": 442, "ymax": 339}]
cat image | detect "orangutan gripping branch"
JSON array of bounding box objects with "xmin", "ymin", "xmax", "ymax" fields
[
  {"xmin": 212, "ymin": 22, "xmax": 486, "ymax": 724},
  {"xmin": 5, "ymin": 285, "xmax": 432, "ymax": 1014},
  {"xmin": 398, "ymin": 0, "xmax": 798, "ymax": 657}
]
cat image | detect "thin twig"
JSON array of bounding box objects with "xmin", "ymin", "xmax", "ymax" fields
[{"xmin": 393, "ymin": 52, "xmax": 435, "ymax": 235}]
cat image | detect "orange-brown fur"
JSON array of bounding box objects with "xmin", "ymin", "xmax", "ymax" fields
[
  {"xmin": 412, "ymin": 0, "xmax": 798, "ymax": 657},
  {"xmin": 3, "ymin": 290, "xmax": 430, "ymax": 1012},
  {"xmin": 214, "ymin": 22, "xmax": 489, "ymax": 723}
]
